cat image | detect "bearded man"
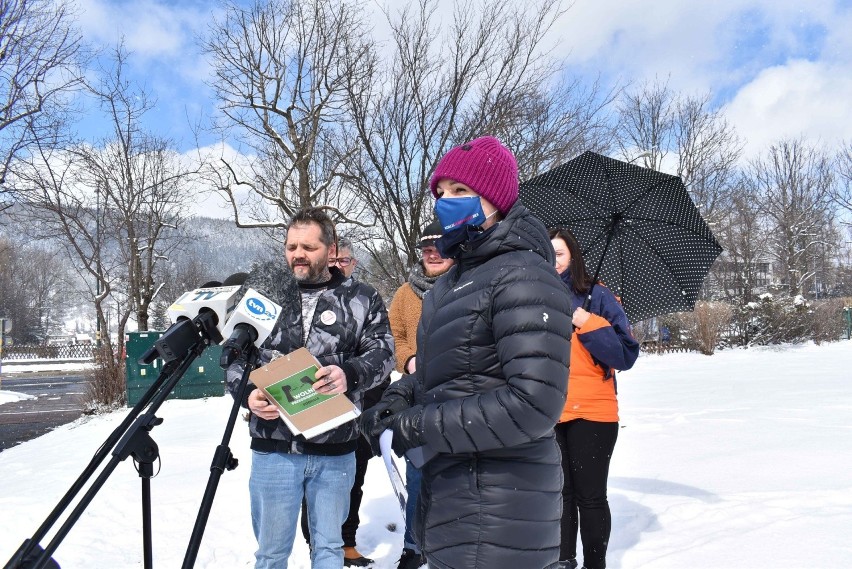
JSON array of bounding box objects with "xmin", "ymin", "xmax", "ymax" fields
[{"xmin": 226, "ymin": 207, "xmax": 394, "ymax": 569}]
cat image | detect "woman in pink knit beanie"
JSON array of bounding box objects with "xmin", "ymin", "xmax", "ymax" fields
[
  {"xmin": 430, "ymin": 135, "xmax": 519, "ymax": 215},
  {"xmin": 360, "ymin": 135, "xmax": 573, "ymax": 569}
]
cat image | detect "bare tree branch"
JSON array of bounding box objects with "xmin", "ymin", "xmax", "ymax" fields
[
  {"xmin": 343, "ymin": 0, "xmax": 604, "ymax": 287},
  {"xmin": 203, "ymin": 0, "xmax": 373, "ymax": 224},
  {"xmin": 745, "ymin": 138, "xmax": 835, "ymax": 296},
  {"xmin": 0, "ymin": 0, "xmax": 85, "ymax": 201},
  {"xmin": 833, "ymin": 141, "xmax": 852, "ymax": 224}
]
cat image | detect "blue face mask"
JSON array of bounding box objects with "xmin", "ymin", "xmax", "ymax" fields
[
  {"xmin": 434, "ymin": 196, "xmax": 486, "ymax": 232},
  {"xmin": 434, "ymin": 196, "xmax": 498, "ymax": 258}
]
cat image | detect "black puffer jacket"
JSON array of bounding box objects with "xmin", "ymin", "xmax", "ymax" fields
[{"xmin": 412, "ymin": 203, "xmax": 572, "ymax": 569}]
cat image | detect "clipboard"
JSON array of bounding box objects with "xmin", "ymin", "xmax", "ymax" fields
[{"xmin": 250, "ymin": 347, "xmax": 359, "ymax": 439}]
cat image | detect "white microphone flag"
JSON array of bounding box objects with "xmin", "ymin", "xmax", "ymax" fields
[{"xmin": 166, "ymin": 285, "xmax": 242, "ymax": 331}]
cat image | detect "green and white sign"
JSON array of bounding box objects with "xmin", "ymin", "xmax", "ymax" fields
[{"xmin": 263, "ymin": 365, "xmax": 333, "ymax": 416}]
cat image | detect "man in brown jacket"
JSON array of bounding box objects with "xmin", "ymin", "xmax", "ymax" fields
[
  {"xmin": 389, "ymin": 219, "xmax": 453, "ymax": 374},
  {"xmin": 386, "ymin": 219, "xmax": 453, "ymax": 568}
]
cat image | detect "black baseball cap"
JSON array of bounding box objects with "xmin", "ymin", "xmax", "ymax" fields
[{"xmin": 416, "ymin": 219, "xmax": 443, "ymax": 248}]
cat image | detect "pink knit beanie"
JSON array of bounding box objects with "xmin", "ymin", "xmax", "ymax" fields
[{"xmin": 429, "ymin": 136, "xmax": 519, "ymax": 216}]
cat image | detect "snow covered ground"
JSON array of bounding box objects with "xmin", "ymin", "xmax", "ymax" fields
[
  {"xmin": 0, "ymin": 389, "xmax": 34, "ymax": 405},
  {"xmin": 0, "ymin": 361, "xmax": 94, "ymax": 375},
  {"xmin": 0, "ymin": 361, "xmax": 91, "ymax": 404},
  {"xmin": 1, "ymin": 341, "xmax": 850, "ymax": 568}
]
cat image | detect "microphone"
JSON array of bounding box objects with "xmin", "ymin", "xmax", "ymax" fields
[
  {"xmin": 219, "ymin": 288, "xmax": 282, "ymax": 368},
  {"xmin": 165, "ymin": 283, "xmax": 242, "ymax": 334},
  {"xmin": 139, "ymin": 281, "xmax": 243, "ymax": 365}
]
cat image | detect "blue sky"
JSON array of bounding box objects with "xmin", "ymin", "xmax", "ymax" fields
[{"xmin": 73, "ymin": 0, "xmax": 852, "ymax": 159}]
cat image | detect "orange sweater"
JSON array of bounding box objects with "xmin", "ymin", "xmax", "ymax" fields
[
  {"xmin": 387, "ymin": 282, "xmax": 422, "ymax": 373},
  {"xmin": 560, "ymin": 313, "xmax": 619, "ymax": 423}
]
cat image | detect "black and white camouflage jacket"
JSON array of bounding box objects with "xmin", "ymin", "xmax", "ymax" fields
[{"xmin": 226, "ymin": 261, "xmax": 395, "ymax": 450}]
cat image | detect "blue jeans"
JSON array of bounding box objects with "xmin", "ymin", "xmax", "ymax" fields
[
  {"xmin": 403, "ymin": 457, "xmax": 422, "ymax": 553},
  {"xmin": 250, "ymin": 449, "xmax": 356, "ymax": 569}
]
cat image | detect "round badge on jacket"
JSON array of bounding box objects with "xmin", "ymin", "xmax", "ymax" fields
[{"xmin": 320, "ymin": 310, "xmax": 337, "ymax": 326}]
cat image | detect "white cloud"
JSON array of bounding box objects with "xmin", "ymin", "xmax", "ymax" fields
[
  {"xmin": 551, "ymin": 1, "xmax": 722, "ymax": 64},
  {"xmin": 182, "ymin": 142, "xmax": 284, "ymax": 222},
  {"xmin": 724, "ymin": 59, "xmax": 852, "ymax": 155},
  {"xmin": 72, "ymin": 0, "xmax": 852, "ymax": 163},
  {"xmin": 77, "ymin": 0, "xmax": 213, "ymax": 60},
  {"xmin": 545, "ymin": 0, "xmax": 852, "ymax": 156}
]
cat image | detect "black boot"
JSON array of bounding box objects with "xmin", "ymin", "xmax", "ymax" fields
[
  {"xmin": 397, "ymin": 547, "xmax": 426, "ymax": 569},
  {"xmin": 343, "ymin": 546, "xmax": 374, "ymax": 567},
  {"xmin": 558, "ymin": 559, "xmax": 578, "ymax": 569}
]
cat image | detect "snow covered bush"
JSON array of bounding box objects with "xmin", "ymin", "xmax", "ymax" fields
[
  {"xmin": 729, "ymin": 294, "xmax": 846, "ymax": 346},
  {"xmin": 736, "ymin": 293, "xmax": 810, "ymax": 345},
  {"xmin": 808, "ymin": 298, "xmax": 847, "ymax": 345}
]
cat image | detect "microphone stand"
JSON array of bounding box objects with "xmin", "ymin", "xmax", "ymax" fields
[
  {"xmin": 5, "ymin": 316, "xmax": 219, "ymax": 569},
  {"xmin": 181, "ymin": 345, "xmax": 260, "ymax": 568}
]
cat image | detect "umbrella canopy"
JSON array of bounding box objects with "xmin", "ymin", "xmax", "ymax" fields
[{"xmin": 519, "ymin": 150, "xmax": 722, "ymax": 323}]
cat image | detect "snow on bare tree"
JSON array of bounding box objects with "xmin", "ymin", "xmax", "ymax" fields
[
  {"xmin": 744, "ymin": 138, "xmax": 835, "ymax": 297},
  {"xmin": 75, "ymin": 45, "xmax": 199, "ymax": 331},
  {"xmin": 11, "ymin": 46, "xmax": 199, "ymax": 405}
]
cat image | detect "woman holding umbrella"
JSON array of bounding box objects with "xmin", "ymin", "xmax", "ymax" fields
[
  {"xmin": 361, "ymin": 136, "xmax": 573, "ymax": 569},
  {"xmin": 548, "ymin": 227, "xmax": 640, "ymax": 569}
]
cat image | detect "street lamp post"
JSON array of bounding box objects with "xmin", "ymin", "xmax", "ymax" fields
[{"xmin": 96, "ymin": 181, "xmax": 102, "ymax": 348}]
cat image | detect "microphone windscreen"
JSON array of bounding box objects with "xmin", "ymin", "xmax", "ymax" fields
[
  {"xmin": 199, "ymin": 280, "xmax": 223, "ymax": 288},
  {"xmin": 223, "ymin": 272, "xmax": 249, "ymax": 286},
  {"xmin": 243, "ymin": 261, "xmax": 299, "ymax": 309}
]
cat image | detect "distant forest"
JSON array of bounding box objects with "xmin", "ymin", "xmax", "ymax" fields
[{"xmin": 0, "ymin": 209, "xmax": 279, "ymax": 343}]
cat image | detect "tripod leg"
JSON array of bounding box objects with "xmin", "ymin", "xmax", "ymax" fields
[
  {"xmin": 6, "ymin": 346, "xmax": 203, "ymax": 569},
  {"xmin": 181, "ymin": 348, "xmax": 259, "ymax": 568},
  {"xmin": 140, "ymin": 462, "xmax": 154, "ymax": 569}
]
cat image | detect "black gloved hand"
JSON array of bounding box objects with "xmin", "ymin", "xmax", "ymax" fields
[
  {"xmin": 380, "ymin": 404, "xmax": 425, "ymax": 456},
  {"xmin": 359, "ymin": 391, "xmax": 411, "ymax": 456}
]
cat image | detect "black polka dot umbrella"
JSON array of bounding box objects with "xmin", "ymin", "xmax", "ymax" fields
[{"xmin": 519, "ymin": 151, "xmax": 722, "ymax": 323}]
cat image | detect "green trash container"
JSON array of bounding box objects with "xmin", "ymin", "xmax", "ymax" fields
[
  {"xmin": 124, "ymin": 331, "xmax": 226, "ymax": 406},
  {"xmin": 843, "ymin": 307, "xmax": 852, "ymax": 340}
]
